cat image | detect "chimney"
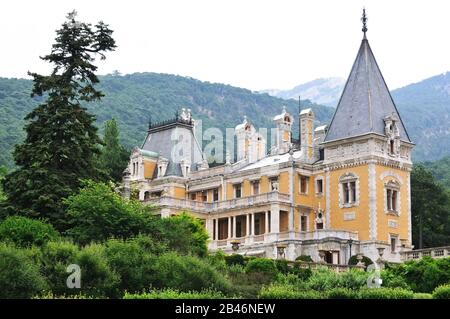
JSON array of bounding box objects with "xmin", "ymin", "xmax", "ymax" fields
[{"xmin": 300, "ymin": 108, "xmax": 315, "ymax": 162}]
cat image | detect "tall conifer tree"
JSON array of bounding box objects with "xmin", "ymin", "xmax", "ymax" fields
[
  {"xmin": 1, "ymin": 11, "xmax": 116, "ymax": 229},
  {"xmin": 99, "ymin": 118, "xmax": 129, "ymax": 182}
]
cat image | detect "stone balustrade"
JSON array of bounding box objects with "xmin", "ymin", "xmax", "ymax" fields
[
  {"xmin": 401, "ymin": 246, "xmax": 450, "ymax": 261},
  {"xmin": 144, "ymin": 191, "xmax": 291, "ymax": 213}
]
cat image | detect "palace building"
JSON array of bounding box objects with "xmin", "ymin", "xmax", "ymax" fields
[{"xmin": 122, "ymin": 12, "xmax": 414, "ymax": 264}]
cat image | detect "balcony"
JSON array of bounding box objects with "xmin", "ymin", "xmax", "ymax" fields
[{"xmin": 144, "ymin": 191, "xmax": 291, "ymax": 213}]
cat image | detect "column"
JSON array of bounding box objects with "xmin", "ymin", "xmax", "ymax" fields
[
  {"xmin": 270, "ymin": 205, "xmax": 280, "ymax": 233},
  {"xmin": 246, "ymin": 214, "xmax": 250, "ymax": 237},
  {"xmin": 265, "ymin": 211, "xmax": 269, "ymax": 234},
  {"xmin": 214, "ymin": 219, "xmax": 219, "ymax": 240},
  {"xmin": 228, "ymin": 216, "xmax": 232, "ymax": 239},
  {"xmin": 288, "ymin": 207, "xmax": 294, "ymax": 232},
  {"xmin": 250, "ymin": 213, "xmax": 255, "ymax": 236},
  {"xmin": 232, "ymin": 216, "xmax": 236, "ymax": 239}
]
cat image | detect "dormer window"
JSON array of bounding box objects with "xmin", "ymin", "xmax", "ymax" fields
[{"xmin": 157, "ymin": 157, "xmax": 169, "ymax": 178}]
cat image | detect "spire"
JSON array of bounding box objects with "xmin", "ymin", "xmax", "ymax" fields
[
  {"xmin": 323, "ymin": 11, "xmax": 411, "ymax": 143},
  {"xmin": 361, "ymin": 8, "xmax": 368, "ymax": 39}
]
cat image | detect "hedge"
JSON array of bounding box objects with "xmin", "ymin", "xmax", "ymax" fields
[
  {"xmin": 432, "ymin": 284, "xmax": 450, "ymax": 299},
  {"xmin": 124, "ymin": 288, "xmax": 226, "ymax": 299},
  {"xmin": 358, "ymin": 287, "xmax": 414, "ymax": 299}
]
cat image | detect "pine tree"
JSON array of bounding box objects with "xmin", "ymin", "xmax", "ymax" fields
[
  {"xmin": 99, "ymin": 118, "xmax": 130, "ymax": 182},
  {"xmin": 1, "ymin": 11, "xmax": 116, "ymax": 230}
]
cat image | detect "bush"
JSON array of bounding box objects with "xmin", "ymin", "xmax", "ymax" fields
[
  {"xmin": 64, "ymin": 180, "xmax": 159, "ymax": 245},
  {"xmin": 225, "ymin": 254, "xmax": 245, "ymax": 267},
  {"xmin": 104, "ymin": 237, "xmax": 157, "ymax": 294},
  {"xmin": 259, "ymin": 284, "xmax": 321, "ymax": 299},
  {"xmin": 158, "ymin": 213, "xmax": 209, "ymax": 257},
  {"xmin": 124, "ymin": 288, "xmax": 226, "ymax": 299},
  {"xmin": 0, "ymin": 243, "xmax": 48, "ymax": 298},
  {"xmin": 358, "ymin": 287, "xmax": 414, "ymax": 299},
  {"xmin": 75, "ymin": 243, "xmax": 121, "ymax": 298},
  {"xmin": 40, "ymin": 241, "xmax": 120, "ymax": 298},
  {"xmin": 305, "ymin": 267, "xmax": 340, "ymax": 291},
  {"xmin": 295, "ymin": 255, "xmax": 313, "ymax": 263},
  {"xmin": 245, "ymin": 258, "xmax": 278, "ymax": 280},
  {"xmin": 381, "ymin": 269, "xmax": 410, "ymax": 289},
  {"xmin": 348, "ymin": 255, "xmax": 374, "ymax": 268},
  {"xmin": 326, "ymin": 287, "xmax": 359, "ymax": 299},
  {"xmin": 338, "ymin": 269, "xmax": 369, "ymax": 290},
  {"xmin": 387, "ymin": 256, "xmax": 450, "ymax": 293},
  {"xmin": 413, "ymin": 293, "xmax": 433, "ymax": 299},
  {"xmin": 275, "ymin": 259, "xmax": 290, "ymax": 274},
  {"xmin": 151, "ymin": 252, "xmax": 231, "ymax": 293},
  {"xmin": 432, "ymin": 284, "xmax": 450, "ymax": 299},
  {"xmin": 0, "ymin": 216, "xmax": 60, "ymax": 247}
]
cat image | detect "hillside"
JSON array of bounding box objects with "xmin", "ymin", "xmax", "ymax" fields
[
  {"xmin": 391, "ymin": 72, "xmax": 450, "ymax": 162},
  {"xmin": 261, "ymin": 77, "xmax": 345, "ymax": 107},
  {"xmin": 422, "ymin": 155, "xmax": 450, "ymax": 190},
  {"xmin": 0, "ymin": 73, "xmax": 333, "ymax": 168}
]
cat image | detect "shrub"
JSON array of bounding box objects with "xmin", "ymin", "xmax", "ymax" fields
[
  {"xmin": 64, "ymin": 180, "xmax": 159, "ymax": 245},
  {"xmin": 295, "ymin": 255, "xmax": 313, "ymax": 263},
  {"xmin": 305, "ymin": 267, "xmax": 340, "ymax": 291},
  {"xmin": 326, "ymin": 287, "xmax": 359, "ymax": 299},
  {"xmin": 291, "ymin": 264, "xmax": 313, "ymax": 281},
  {"xmin": 207, "ymin": 250, "xmax": 227, "ymax": 272},
  {"xmin": 388, "ymin": 256, "xmax": 450, "ymax": 293},
  {"xmin": 75, "ymin": 243, "xmax": 121, "ymax": 298},
  {"xmin": 381, "ymin": 269, "xmax": 410, "ymax": 289},
  {"xmin": 151, "ymin": 252, "xmax": 231, "ymax": 293},
  {"xmin": 358, "ymin": 287, "xmax": 414, "ymax": 299},
  {"xmin": 0, "ymin": 216, "xmax": 60, "ymax": 248},
  {"xmin": 0, "ymin": 243, "xmax": 48, "ymax": 298},
  {"xmin": 124, "ymin": 288, "xmax": 226, "ymax": 299},
  {"xmin": 104, "ymin": 237, "xmax": 157, "ymax": 294},
  {"xmin": 158, "ymin": 213, "xmax": 209, "ymax": 257},
  {"xmin": 338, "ymin": 269, "xmax": 369, "ymax": 290},
  {"xmin": 227, "ymin": 264, "xmax": 246, "ymax": 276},
  {"xmin": 413, "ymin": 293, "xmax": 433, "ymax": 299},
  {"xmin": 39, "ymin": 241, "xmax": 80, "ymax": 296},
  {"xmin": 245, "ymin": 258, "xmax": 277, "ymax": 280},
  {"xmin": 432, "ymin": 284, "xmax": 450, "ymax": 299},
  {"xmin": 259, "ymin": 284, "xmax": 321, "ymax": 299},
  {"xmin": 275, "ymin": 259, "xmax": 290, "ymax": 274},
  {"xmin": 348, "ymin": 255, "xmax": 374, "ymax": 268},
  {"xmin": 225, "ymin": 254, "xmax": 245, "ymax": 267},
  {"xmin": 40, "ymin": 241, "xmax": 120, "ymax": 298}
]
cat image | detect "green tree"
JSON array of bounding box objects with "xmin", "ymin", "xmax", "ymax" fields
[
  {"xmin": 411, "ymin": 165, "xmax": 450, "ymax": 248},
  {"xmin": 99, "ymin": 118, "xmax": 129, "ymax": 182},
  {"xmin": 64, "ymin": 180, "xmax": 157, "ymax": 245},
  {"xmin": 1, "ymin": 11, "xmax": 116, "ymax": 230},
  {"xmin": 0, "ymin": 166, "xmax": 6, "ymax": 202}
]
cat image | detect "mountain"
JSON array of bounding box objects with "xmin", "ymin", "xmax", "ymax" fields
[
  {"xmin": 391, "ymin": 72, "xmax": 450, "ymax": 162},
  {"xmin": 1, "ymin": 71, "xmax": 449, "ymax": 169},
  {"xmin": 0, "ymin": 73, "xmax": 333, "ymax": 168},
  {"xmin": 261, "ymin": 77, "xmax": 345, "ymax": 107},
  {"xmin": 422, "ymin": 155, "xmax": 450, "ymax": 190}
]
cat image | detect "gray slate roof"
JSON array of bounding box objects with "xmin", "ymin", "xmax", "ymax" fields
[
  {"xmin": 324, "ymin": 38, "xmax": 411, "ymax": 143},
  {"xmin": 141, "ymin": 123, "xmax": 203, "ymax": 177}
]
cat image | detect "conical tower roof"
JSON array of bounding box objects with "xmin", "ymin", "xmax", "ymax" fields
[{"xmin": 324, "ymin": 11, "xmax": 411, "ymax": 143}]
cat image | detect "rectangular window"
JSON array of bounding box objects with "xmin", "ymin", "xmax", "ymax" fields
[
  {"xmin": 343, "ymin": 183, "xmax": 350, "ymax": 203},
  {"xmin": 190, "ymin": 193, "xmax": 196, "ymax": 201},
  {"xmin": 252, "ymin": 181, "xmax": 260, "ymax": 195},
  {"xmin": 201, "ymin": 190, "xmax": 208, "ymax": 202},
  {"xmin": 300, "ymin": 216, "xmax": 308, "ymax": 231},
  {"xmin": 391, "ymin": 237, "xmax": 397, "ymax": 252},
  {"xmin": 387, "ymin": 189, "xmax": 398, "ymax": 212},
  {"xmin": 316, "ymin": 179, "xmax": 323, "ymax": 194},
  {"xmin": 213, "ymin": 188, "xmax": 219, "ymax": 202},
  {"xmin": 300, "ymin": 175, "xmax": 309, "ymax": 194},
  {"xmin": 350, "ymin": 181, "xmax": 356, "ymax": 202},
  {"xmin": 234, "ymin": 184, "xmax": 242, "ymax": 198}
]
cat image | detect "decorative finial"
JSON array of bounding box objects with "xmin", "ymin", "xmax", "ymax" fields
[{"xmin": 361, "ymin": 8, "xmax": 368, "ymax": 38}]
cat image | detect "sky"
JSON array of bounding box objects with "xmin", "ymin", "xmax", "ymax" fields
[{"xmin": 0, "ymin": 0, "xmax": 449, "ymax": 91}]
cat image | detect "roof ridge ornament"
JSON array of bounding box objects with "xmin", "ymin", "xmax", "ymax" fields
[{"xmin": 361, "ymin": 8, "xmax": 368, "ymax": 39}]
